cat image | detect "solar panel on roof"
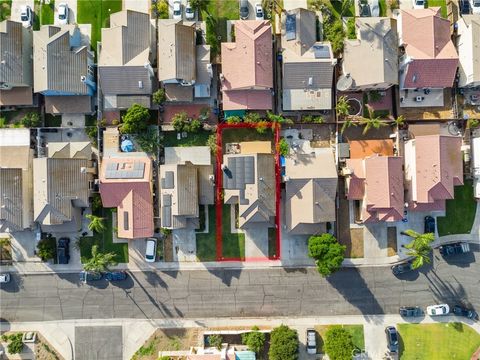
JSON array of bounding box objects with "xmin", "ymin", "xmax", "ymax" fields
[
  {"xmin": 104, "ymin": 161, "xmax": 145, "ymax": 179},
  {"xmin": 285, "ymin": 14, "xmax": 296, "ymax": 41},
  {"xmin": 313, "ymin": 45, "xmax": 330, "ymax": 59}
]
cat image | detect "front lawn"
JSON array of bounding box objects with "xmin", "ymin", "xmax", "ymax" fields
[
  {"xmin": 77, "ymin": 0, "xmax": 122, "ymax": 53},
  {"xmin": 379, "ymin": 0, "xmax": 387, "ymax": 16},
  {"xmin": 314, "ymin": 325, "xmax": 365, "ymax": 353},
  {"xmin": 426, "ymin": 0, "xmax": 447, "ymax": 17},
  {"xmin": 398, "ymin": 323, "xmax": 480, "ymax": 360},
  {"xmin": 79, "ymin": 208, "xmax": 129, "ymax": 263},
  {"xmin": 0, "ymin": 0, "xmax": 12, "ymax": 22},
  {"xmin": 40, "ymin": 0, "xmax": 54, "ymax": 25},
  {"xmin": 437, "ymin": 180, "xmax": 477, "ymax": 236},
  {"xmin": 162, "ymin": 130, "xmax": 212, "ymax": 147},
  {"xmin": 196, "ymin": 205, "xmax": 217, "ymax": 261},
  {"xmin": 222, "ymin": 204, "xmax": 245, "ymax": 259}
]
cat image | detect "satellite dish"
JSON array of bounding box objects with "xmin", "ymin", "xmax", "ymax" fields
[{"xmin": 337, "ymin": 74, "xmax": 354, "ymax": 92}]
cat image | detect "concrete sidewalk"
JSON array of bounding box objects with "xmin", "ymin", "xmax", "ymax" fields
[{"xmin": 2, "ymin": 315, "xmax": 479, "ymax": 360}]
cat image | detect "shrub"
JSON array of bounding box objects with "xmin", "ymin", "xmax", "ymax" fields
[
  {"xmin": 91, "ymin": 193, "xmax": 103, "ymax": 213},
  {"xmin": 85, "ymin": 126, "xmax": 98, "ymax": 147},
  {"xmin": 244, "ymin": 112, "xmax": 262, "ymax": 124},
  {"xmin": 112, "ymin": 119, "xmax": 120, "ymax": 126},
  {"xmin": 0, "ymin": 116, "xmax": 7, "ymax": 128},
  {"xmin": 269, "ymin": 325, "xmax": 298, "ymax": 360},
  {"xmin": 346, "ymin": 17, "xmax": 356, "ymax": 39},
  {"xmin": 37, "ymin": 235, "xmax": 56, "ymax": 261},
  {"xmin": 308, "ymin": 233, "xmax": 346, "ymax": 277},
  {"xmin": 6, "ymin": 333, "xmax": 24, "ymax": 354},
  {"xmin": 121, "ymin": 103, "xmax": 149, "ymax": 134},
  {"xmin": 389, "ymin": 0, "xmax": 399, "ymax": 9},
  {"xmin": 279, "ymin": 138, "xmax": 290, "ymax": 156},
  {"xmin": 467, "ymin": 119, "xmax": 480, "ymax": 129},
  {"xmin": 172, "ymin": 112, "xmax": 202, "ymax": 132},
  {"xmin": 241, "ymin": 326, "xmax": 265, "ymax": 354},
  {"xmin": 323, "ymin": 18, "xmax": 344, "ymax": 55},
  {"xmin": 324, "ymin": 326, "xmax": 354, "ymax": 360},
  {"xmin": 20, "ymin": 112, "xmax": 40, "ymax": 128},
  {"xmin": 208, "ymin": 334, "xmax": 223, "ymax": 350},
  {"xmin": 152, "ymin": 0, "xmax": 169, "ymax": 19},
  {"xmin": 153, "ymin": 88, "xmax": 166, "ymax": 105},
  {"xmin": 207, "ymin": 133, "xmax": 218, "ymax": 154},
  {"xmin": 226, "ymin": 116, "xmax": 242, "ymax": 124}
]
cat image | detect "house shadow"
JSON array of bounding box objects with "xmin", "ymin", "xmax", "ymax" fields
[{"xmin": 206, "ymin": 268, "xmax": 243, "ymax": 287}]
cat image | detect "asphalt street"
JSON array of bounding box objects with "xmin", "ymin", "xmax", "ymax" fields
[{"xmin": 1, "ymin": 246, "xmax": 479, "ymax": 322}]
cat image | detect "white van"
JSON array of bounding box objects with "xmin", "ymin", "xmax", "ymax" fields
[{"xmin": 145, "ymin": 238, "xmax": 157, "ymax": 263}]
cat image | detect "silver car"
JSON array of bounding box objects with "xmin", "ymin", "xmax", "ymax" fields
[{"xmin": 145, "ymin": 238, "xmax": 157, "ymax": 263}]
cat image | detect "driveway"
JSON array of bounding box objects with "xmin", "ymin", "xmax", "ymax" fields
[
  {"xmin": 11, "ymin": 0, "xmax": 35, "ymax": 23},
  {"xmin": 123, "ymin": 0, "xmax": 150, "ymax": 13},
  {"xmin": 283, "ymin": 0, "xmax": 307, "ymax": 11},
  {"xmin": 53, "ymin": 0, "xmax": 77, "ymax": 26}
]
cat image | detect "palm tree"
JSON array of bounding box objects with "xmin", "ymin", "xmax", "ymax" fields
[
  {"xmin": 336, "ymin": 96, "xmax": 351, "ymax": 119},
  {"xmin": 390, "ymin": 114, "xmax": 405, "ymax": 128},
  {"xmin": 86, "ymin": 214, "xmax": 106, "ymax": 233},
  {"xmin": 340, "ymin": 116, "xmax": 358, "ymax": 134},
  {"xmin": 83, "ymin": 245, "xmax": 117, "ymax": 274},
  {"xmin": 266, "ymin": 111, "xmax": 294, "ymax": 125},
  {"xmin": 359, "ymin": 104, "xmax": 389, "ymax": 135},
  {"xmin": 402, "ymin": 230, "xmax": 435, "ymax": 269}
]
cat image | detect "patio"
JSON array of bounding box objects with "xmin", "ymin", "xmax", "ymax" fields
[
  {"xmin": 399, "ymin": 88, "xmax": 445, "ymax": 108},
  {"xmin": 398, "ymin": 89, "xmax": 455, "ymax": 120}
]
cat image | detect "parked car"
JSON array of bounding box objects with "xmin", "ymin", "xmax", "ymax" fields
[
  {"xmin": 105, "ymin": 271, "xmax": 128, "ymax": 281},
  {"xmin": 385, "ymin": 326, "xmax": 399, "ymax": 353},
  {"xmin": 424, "ymin": 216, "xmax": 435, "ymax": 234},
  {"xmin": 255, "ymin": 3, "xmax": 264, "ymax": 20},
  {"xmin": 427, "ymin": 304, "xmax": 450, "ymax": 316},
  {"xmin": 173, "ymin": 1, "xmax": 182, "ymax": 20},
  {"xmin": 145, "ymin": 238, "xmax": 157, "ymax": 263},
  {"xmin": 57, "ymin": 3, "xmax": 69, "ymax": 25},
  {"xmin": 185, "ymin": 1, "xmax": 195, "ymax": 20},
  {"xmin": 399, "ymin": 306, "xmax": 423, "ymax": 317},
  {"xmin": 20, "ymin": 5, "xmax": 33, "ymax": 28},
  {"xmin": 391, "ymin": 260, "xmax": 414, "ymax": 276},
  {"xmin": 470, "ymin": 0, "xmax": 480, "ymax": 13},
  {"xmin": 240, "ymin": 0, "xmax": 249, "ymax": 20},
  {"xmin": 461, "ymin": 0, "xmax": 472, "ymax": 13},
  {"xmin": 359, "ymin": 2, "xmax": 371, "ymax": 16},
  {"xmin": 439, "ymin": 242, "xmax": 470, "ymax": 258},
  {"xmin": 306, "ymin": 329, "xmax": 316, "ymax": 355},
  {"xmin": 412, "ymin": 0, "xmax": 425, "ymax": 8},
  {"xmin": 0, "ymin": 273, "xmax": 11, "ymax": 284},
  {"xmin": 79, "ymin": 271, "xmax": 102, "ymax": 282},
  {"xmin": 57, "ymin": 237, "xmax": 70, "ymax": 264},
  {"xmin": 453, "ymin": 305, "xmax": 479, "ymax": 320},
  {"xmin": 370, "ymin": 0, "xmax": 379, "ymax": 16}
]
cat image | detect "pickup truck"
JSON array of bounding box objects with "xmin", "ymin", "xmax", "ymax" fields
[{"xmin": 439, "ymin": 242, "xmax": 470, "ymax": 257}]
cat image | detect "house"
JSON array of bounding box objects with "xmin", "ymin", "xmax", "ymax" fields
[
  {"xmin": 339, "ymin": 17, "xmax": 398, "ymax": 91},
  {"xmin": 456, "ymin": 15, "xmax": 480, "ymax": 88},
  {"xmin": 0, "ymin": 20, "xmax": 33, "ymax": 107},
  {"xmin": 221, "ymin": 21, "xmax": 273, "ymax": 113},
  {"xmin": 159, "ymin": 146, "xmax": 214, "ymax": 229},
  {"xmin": 472, "ymin": 135, "xmax": 480, "ymax": 199},
  {"xmin": 280, "ymin": 8, "xmax": 336, "ymax": 111},
  {"xmin": 223, "ymin": 142, "xmax": 275, "ymax": 228},
  {"xmin": 284, "ymin": 149, "xmax": 337, "ymax": 234},
  {"xmin": 33, "ymin": 25, "xmax": 95, "ymax": 114},
  {"xmin": 404, "ymin": 135, "xmax": 463, "ymax": 211},
  {"xmin": 0, "ymin": 129, "xmax": 33, "ymax": 232},
  {"xmin": 343, "ymin": 140, "xmax": 404, "ymax": 223},
  {"xmin": 33, "ymin": 142, "xmax": 93, "ymax": 230},
  {"xmin": 99, "ymin": 152, "xmax": 154, "ymax": 239},
  {"xmin": 98, "ymin": 10, "xmax": 155, "ymax": 110},
  {"xmin": 397, "ymin": 8, "xmax": 458, "ymax": 105},
  {"xmin": 158, "ymin": 20, "xmax": 212, "ymax": 102}
]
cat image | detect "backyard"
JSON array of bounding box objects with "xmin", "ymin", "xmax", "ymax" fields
[
  {"xmin": 77, "ymin": 0, "xmax": 122, "ymax": 53},
  {"xmin": 79, "ymin": 208, "xmax": 129, "ymax": 263},
  {"xmin": 437, "ymin": 180, "xmax": 477, "ymax": 236},
  {"xmin": 314, "ymin": 324, "xmax": 365, "ymax": 353},
  {"xmin": 163, "ymin": 130, "xmax": 211, "ymax": 147},
  {"xmin": 307, "ymin": 0, "xmax": 355, "ymax": 17},
  {"xmin": 398, "ymin": 323, "xmax": 480, "ymax": 360},
  {"xmin": 221, "ymin": 127, "xmax": 274, "ymax": 152}
]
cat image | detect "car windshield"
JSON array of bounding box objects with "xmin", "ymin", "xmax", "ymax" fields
[
  {"xmin": 390, "ymin": 332, "xmax": 398, "ymax": 343},
  {"xmin": 186, "ymin": 7, "xmax": 193, "ymax": 13},
  {"xmin": 417, "ymin": 0, "xmax": 424, "ymax": 4},
  {"xmin": 59, "ymin": 12, "xmax": 66, "ymax": 19},
  {"xmin": 174, "ymin": 9, "xmax": 181, "ymax": 15},
  {"xmin": 21, "ymin": 15, "xmax": 28, "ymax": 21}
]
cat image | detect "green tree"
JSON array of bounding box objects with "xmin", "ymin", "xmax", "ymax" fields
[
  {"xmin": 6, "ymin": 333, "xmax": 24, "ymax": 354},
  {"xmin": 340, "ymin": 116, "xmax": 357, "ymax": 134},
  {"xmin": 83, "ymin": 245, "xmax": 118, "ymax": 273},
  {"xmin": 402, "ymin": 230, "xmax": 435, "ymax": 269},
  {"xmin": 208, "ymin": 334, "xmax": 223, "ymax": 350},
  {"xmin": 226, "ymin": 115, "xmax": 242, "ymax": 124},
  {"xmin": 86, "ymin": 214, "xmax": 106, "ymax": 233},
  {"xmin": 136, "ymin": 128, "xmax": 163, "ymax": 156},
  {"xmin": 242, "ymin": 326, "xmax": 265, "ymax": 355},
  {"xmin": 21, "ymin": 112, "xmax": 40, "ymax": 128},
  {"xmin": 244, "ymin": 112, "xmax": 262, "ymax": 124},
  {"xmin": 152, "ymin": 88, "xmax": 166, "ymax": 105},
  {"xmin": 152, "ymin": 0, "xmax": 169, "ymax": 19},
  {"xmin": 336, "ymin": 96, "xmax": 351, "ymax": 118},
  {"xmin": 467, "ymin": 118, "xmax": 480, "ymax": 129},
  {"xmin": 346, "ymin": 17, "xmax": 356, "ymax": 39},
  {"xmin": 308, "ymin": 233, "xmax": 346, "ymax": 277},
  {"xmin": 359, "ymin": 105, "xmax": 389, "ymax": 135},
  {"xmin": 187, "ymin": 118, "xmax": 202, "ymax": 132},
  {"xmin": 324, "ymin": 326, "xmax": 355, "ymax": 360},
  {"xmin": 37, "ymin": 236, "xmax": 56, "ymax": 261},
  {"xmin": 121, "ymin": 104, "xmax": 149, "ymax": 134},
  {"xmin": 389, "ymin": 114, "xmax": 405, "ymax": 128},
  {"xmin": 267, "ymin": 111, "xmax": 294, "ymax": 125},
  {"xmin": 279, "ymin": 138, "xmax": 289, "ymax": 156},
  {"xmin": 172, "ymin": 111, "xmax": 189, "ymax": 132},
  {"xmin": 269, "ymin": 325, "xmax": 298, "ymax": 360},
  {"xmin": 207, "ymin": 133, "xmax": 218, "ymax": 154},
  {"xmin": 189, "ymin": 0, "xmax": 210, "ymax": 13},
  {"xmin": 0, "ymin": 116, "xmax": 7, "ymax": 128},
  {"xmin": 323, "ymin": 19, "xmax": 344, "ymax": 55}
]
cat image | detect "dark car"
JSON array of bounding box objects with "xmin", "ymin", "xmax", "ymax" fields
[
  {"xmin": 391, "ymin": 260, "xmax": 414, "ymax": 275},
  {"xmin": 439, "ymin": 242, "xmax": 470, "ymax": 257},
  {"xmin": 240, "ymin": 0, "xmax": 249, "ymax": 19},
  {"xmin": 105, "ymin": 271, "xmax": 128, "ymax": 281},
  {"xmin": 385, "ymin": 326, "xmax": 399, "ymax": 353},
  {"xmin": 57, "ymin": 237, "xmax": 70, "ymax": 264},
  {"xmin": 453, "ymin": 305, "xmax": 479, "ymax": 320},
  {"xmin": 424, "ymin": 216, "xmax": 435, "ymax": 233},
  {"xmin": 359, "ymin": 2, "xmax": 371, "ymax": 16},
  {"xmin": 79, "ymin": 271, "xmax": 102, "ymax": 282},
  {"xmin": 399, "ymin": 306, "xmax": 423, "ymax": 317}
]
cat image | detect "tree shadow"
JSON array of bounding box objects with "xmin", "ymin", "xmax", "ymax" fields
[
  {"xmin": 0, "ymin": 273, "xmax": 23, "ymax": 293},
  {"xmin": 206, "ymin": 268, "xmax": 242, "ymax": 286},
  {"xmin": 439, "ymin": 251, "xmax": 476, "ymax": 268},
  {"xmin": 128, "ymin": 271, "xmax": 173, "ymax": 318},
  {"xmin": 284, "ymin": 267, "xmax": 308, "ymax": 274},
  {"xmin": 424, "ymin": 269, "xmax": 467, "ymax": 305}
]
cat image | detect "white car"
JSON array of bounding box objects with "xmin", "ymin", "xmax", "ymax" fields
[
  {"xmin": 370, "ymin": 0, "xmax": 380, "ymax": 16},
  {"xmin": 145, "ymin": 238, "xmax": 157, "ymax": 263},
  {"xmin": 173, "ymin": 1, "xmax": 182, "ymax": 20},
  {"xmin": 185, "ymin": 1, "xmax": 195, "ymax": 20},
  {"xmin": 20, "ymin": 5, "xmax": 33, "ymax": 28},
  {"xmin": 470, "ymin": 0, "xmax": 480, "ymax": 13},
  {"xmin": 427, "ymin": 304, "xmax": 450, "ymax": 316},
  {"xmin": 0, "ymin": 273, "xmax": 11, "ymax": 284},
  {"xmin": 57, "ymin": 3, "xmax": 69, "ymax": 25},
  {"xmin": 255, "ymin": 3, "xmax": 264, "ymax": 20},
  {"xmin": 412, "ymin": 0, "xmax": 425, "ymax": 9}
]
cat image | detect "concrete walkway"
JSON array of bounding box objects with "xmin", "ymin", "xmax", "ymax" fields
[
  {"xmin": 2, "ymin": 315, "xmax": 478, "ymax": 360},
  {"xmin": 283, "ymin": 0, "xmax": 308, "ymax": 11}
]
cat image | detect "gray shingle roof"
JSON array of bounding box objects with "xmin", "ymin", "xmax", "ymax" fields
[
  {"xmin": 0, "ymin": 168, "xmax": 23, "ymax": 231},
  {"xmin": 283, "ymin": 62, "xmax": 333, "ymax": 89},
  {"xmin": 99, "ymin": 66, "xmax": 152, "ymax": 95}
]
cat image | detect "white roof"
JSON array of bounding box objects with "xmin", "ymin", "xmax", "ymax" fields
[
  {"xmin": 0, "ymin": 129, "xmax": 30, "ymax": 146},
  {"xmin": 164, "ymin": 146, "xmax": 212, "ymax": 166}
]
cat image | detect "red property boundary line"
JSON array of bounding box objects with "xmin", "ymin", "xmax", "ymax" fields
[{"xmin": 215, "ymin": 122, "xmax": 281, "ymax": 262}]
